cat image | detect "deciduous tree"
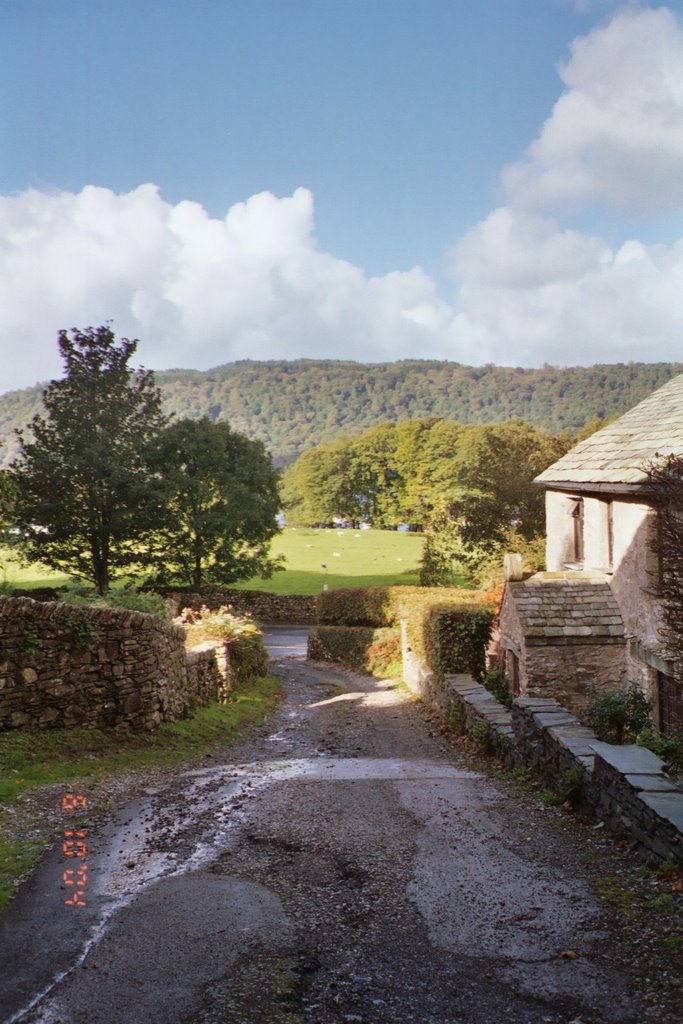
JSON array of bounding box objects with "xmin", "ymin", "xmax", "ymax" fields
[
  {"xmin": 10, "ymin": 326, "xmax": 167, "ymax": 593},
  {"xmin": 149, "ymin": 418, "xmax": 282, "ymax": 589}
]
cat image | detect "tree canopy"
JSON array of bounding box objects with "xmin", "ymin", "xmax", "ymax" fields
[
  {"xmin": 9, "ymin": 326, "xmax": 168, "ymax": 593},
  {"xmin": 148, "ymin": 418, "xmax": 282, "ymax": 589},
  {"xmin": 281, "ymin": 417, "xmax": 571, "ymax": 582}
]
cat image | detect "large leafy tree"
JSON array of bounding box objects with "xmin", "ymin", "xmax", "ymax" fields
[
  {"xmin": 10, "ymin": 325, "xmax": 168, "ymax": 593},
  {"xmin": 280, "ymin": 438, "xmax": 358, "ymax": 526},
  {"xmin": 148, "ymin": 417, "xmax": 282, "ymax": 589}
]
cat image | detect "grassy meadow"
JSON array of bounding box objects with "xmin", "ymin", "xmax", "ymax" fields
[
  {"xmin": 236, "ymin": 527, "xmax": 428, "ymax": 594},
  {"xmin": 0, "ymin": 548, "xmax": 71, "ymax": 590},
  {"xmin": 1, "ymin": 527, "xmax": 439, "ymax": 595}
]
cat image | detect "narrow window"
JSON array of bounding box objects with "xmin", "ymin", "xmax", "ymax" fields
[
  {"xmin": 606, "ymin": 501, "xmax": 614, "ymax": 570},
  {"xmin": 568, "ymin": 498, "xmax": 584, "ymax": 564},
  {"xmin": 504, "ymin": 649, "xmax": 520, "ymax": 697}
]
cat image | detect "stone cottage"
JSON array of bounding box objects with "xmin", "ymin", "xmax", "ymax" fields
[{"xmin": 498, "ymin": 373, "xmax": 683, "ymax": 731}]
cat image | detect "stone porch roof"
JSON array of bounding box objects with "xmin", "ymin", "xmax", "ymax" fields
[
  {"xmin": 535, "ymin": 373, "xmax": 683, "ymax": 487},
  {"xmin": 505, "ymin": 573, "xmax": 625, "ymax": 647}
]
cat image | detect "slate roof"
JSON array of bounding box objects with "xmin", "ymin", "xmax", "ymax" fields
[
  {"xmin": 535, "ymin": 373, "xmax": 683, "ymax": 487},
  {"xmin": 506, "ymin": 573, "xmax": 625, "ymax": 646}
]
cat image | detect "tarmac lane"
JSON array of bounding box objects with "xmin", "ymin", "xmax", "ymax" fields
[{"xmin": 0, "ymin": 645, "xmax": 681, "ymax": 1024}]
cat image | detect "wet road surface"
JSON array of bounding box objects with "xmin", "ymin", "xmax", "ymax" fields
[{"xmin": 1, "ymin": 635, "xmax": 681, "ymax": 1023}]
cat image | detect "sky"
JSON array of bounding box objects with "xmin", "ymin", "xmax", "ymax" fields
[{"xmin": 1, "ymin": 0, "xmax": 683, "ymax": 391}]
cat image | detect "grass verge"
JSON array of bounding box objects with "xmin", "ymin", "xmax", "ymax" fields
[{"xmin": 0, "ymin": 675, "xmax": 281, "ymax": 910}]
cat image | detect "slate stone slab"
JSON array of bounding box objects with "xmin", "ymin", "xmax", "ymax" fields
[
  {"xmin": 625, "ymin": 774, "xmax": 682, "ymax": 793},
  {"xmin": 638, "ymin": 791, "xmax": 683, "ymax": 832},
  {"xmin": 532, "ymin": 712, "xmax": 579, "ymax": 728},
  {"xmin": 591, "ymin": 742, "xmax": 664, "ymax": 775},
  {"xmin": 515, "ymin": 698, "xmax": 562, "ymax": 709},
  {"xmin": 549, "ymin": 730, "xmax": 600, "ymax": 756}
]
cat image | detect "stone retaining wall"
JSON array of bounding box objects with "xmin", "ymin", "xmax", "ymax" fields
[
  {"xmin": 0, "ymin": 596, "xmax": 228, "ymax": 732},
  {"xmin": 167, "ymin": 589, "xmax": 317, "ymax": 624}
]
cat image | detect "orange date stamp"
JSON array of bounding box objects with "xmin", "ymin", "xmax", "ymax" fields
[{"xmin": 61, "ymin": 793, "xmax": 88, "ymax": 907}]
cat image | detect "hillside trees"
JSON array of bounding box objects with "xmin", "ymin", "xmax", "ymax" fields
[
  {"xmin": 148, "ymin": 418, "xmax": 282, "ymax": 589},
  {"xmin": 9, "ymin": 326, "xmax": 168, "ymax": 594},
  {"xmin": 2, "ymin": 360, "xmax": 680, "ymax": 472}
]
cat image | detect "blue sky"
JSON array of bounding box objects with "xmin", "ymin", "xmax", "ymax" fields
[{"xmin": 1, "ymin": 0, "xmax": 683, "ymax": 389}]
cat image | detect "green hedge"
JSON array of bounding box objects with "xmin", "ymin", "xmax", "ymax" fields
[
  {"xmin": 316, "ymin": 585, "xmax": 488, "ymax": 627},
  {"xmin": 308, "ymin": 626, "xmax": 401, "ymax": 675},
  {"xmin": 316, "ymin": 585, "xmax": 494, "ymax": 682},
  {"xmin": 412, "ymin": 605, "xmax": 494, "ymax": 682}
]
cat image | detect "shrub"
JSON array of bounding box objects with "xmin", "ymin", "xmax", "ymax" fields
[
  {"xmin": 637, "ymin": 727, "xmax": 683, "ymax": 772},
  {"xmin": 481, "ymin": 666, "xmax": 513, "ymax": 708},
  {"xmin": 60, "ymin": 582, "xmax": 169, "ymax": 620},
  {"xmin": 176, "ymin": 605, "xmax": 269, "ymax": 686},
  {"xmin": 316, "ymin": 584, "xmax": 494, "ymax": 683},
  {"xmin": 543, "ymin": 766, "xmax": 584, "ymax": 808},
  {"xmin": 308, "ymin": 625, "xmax": 400, "ymax": 676},
  {"xmin": 364, "ymin": 630, "xmax": 403, "ymax": 679},
  {"xmin": 413, "ymin": 605, "xmax": 494, "ymax": 682},
  {"xmin": 471, "ymin": 717, "xmax": 496, "ymax": 754},
  {"xmin": 316, "ymin": 587, "xmax": 394, "ymax": 627},
  {"xmin": 316, "ymin": 585, "xmax": 488, "ymax": 628},
  {"xmin": 447, "ymin": 699, "xmax": 467, "ymax": 734},
  {"xmin": 584, "ymin": 684, "xmax": 652, "ymax": 744}
]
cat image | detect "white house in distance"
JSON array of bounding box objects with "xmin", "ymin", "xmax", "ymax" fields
[{"xmin": 498, "ymin": 374, "xmax": 683, "ymax": 733}]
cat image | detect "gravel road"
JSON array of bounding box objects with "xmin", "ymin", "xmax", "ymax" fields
[{"xmin": 1, "ymin": 638, "xmax": 681, "ymax": 1024}]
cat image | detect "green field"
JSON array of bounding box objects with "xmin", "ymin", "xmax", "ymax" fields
[
  {"xmin": 0, "ymin": 549, "xmax": 71, "ymax": 590},
  {"xmin": 1, "ymin": 528, "xmax": 431, "ymax": 596},
  {"xmin": 236, "ymin": 527, "xmax": 426, "ymax": 594}
]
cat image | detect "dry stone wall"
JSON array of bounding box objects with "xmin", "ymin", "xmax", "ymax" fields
[
  {"xmin": 0, "ymin": 596, "xmax": 228, "ymax": 732},
  {"xmin": 167, "ymin": 589, "xmax": 317, "ymax": 625}
]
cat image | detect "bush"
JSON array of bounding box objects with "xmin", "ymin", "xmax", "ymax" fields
[
  {"xmin": 60, "ymin": 582, "xmax": 169, "ymax": 619},
  {"xmin": 482, "ymin": 666, "xmax": 513, "ymax": 709},
  {"xmin": 308, "ymin": 625, "xmax": 400, "ymax": 676},
  {"xmin": 364, "ymin": 630, "xmax": 403, "ymax": 679},
  {"xmin": 316, "ymin": 585, "xmax": 488, "ymax": 628},
  {"xmin": 471, "ymin": 717, "xmax": 496, "ymax": 754},
  {"xmin": 316, "ymin": 587, "xmax": 395, "ymax": 627},
  {"xmin": 316, "ymin": 584, "xmax": 494, "ymax": 684},
  {"xmin": 176, "ymin": 605, "xmax": 269, "ymax": 686},
  {"xmin": 637, "ymin": 727, "xmax": 683, "ymax": 772},
  {"xmin": 413, "ymin": 605, "xmax": 494, "ymax": 682},
  {"xmin": 543, "ymin": 766, "xmax": 584, "ymax": 808},
  {"xmin": 584, "ymin": 684, "xmax": 652, "ymax": 743},
  {"xmin": 447, "ymin": 699, "xmax": 467, "ymax": 734}
]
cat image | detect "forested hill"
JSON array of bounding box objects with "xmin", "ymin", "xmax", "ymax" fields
[{"xmin": 1, "ymin": 359, "xmax": 681, "ymax": 468}]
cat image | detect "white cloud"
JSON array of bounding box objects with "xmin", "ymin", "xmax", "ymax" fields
[
  {"xmin": 503, "ymin": 6, "xmax": 683, "ymax": 213},
  {"xmin": 0, "ymin": 184, "xmax": 458, "ymax": 390},
  {"xmin": 452, "ymin": 208, "xmax": 683, "ymax": 365},
  {"xmin": 447, "ymin": 5, "xmax": 683, "ymax": 366}
]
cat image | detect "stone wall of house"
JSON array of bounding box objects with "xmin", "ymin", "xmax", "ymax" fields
[
  {"xmin": 497, "ymin": 589, "xmax": 528, "ymax": 691},
  {"xmin": 523, "ymin": 642, "xmax": 625, "ymax": 712},
  {"xmin": 497, "ymin": 587, "xmax": 625, "ymax": 712},
  {"xmin": 0, "ymin": 596, "xmax": 227, "ymax": 732},
  {"xmin": 167, "ymin": 589, "xmax": 317, "ymax": 624}
]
